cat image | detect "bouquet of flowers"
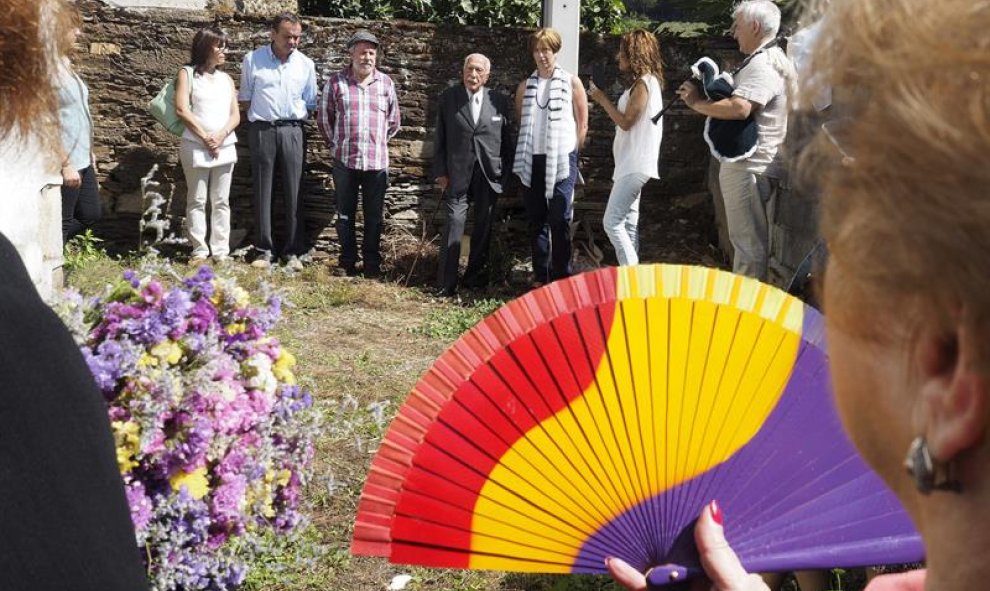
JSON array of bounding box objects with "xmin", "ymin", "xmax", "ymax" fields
[{"xmin": 57, "ymin": 266, "xmax": 319, "ymax": 590}]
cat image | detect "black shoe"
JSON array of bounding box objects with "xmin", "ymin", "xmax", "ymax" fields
[
  {"xmin": 331, "ymin": 263, "xmax": 358, "ymax": 277},
  {"xmin": 363, "ymin": 266, "xmax": 382, "ymax": 280},
  {"xmin": 461, "ymin": 274, "xmax": 488, "ymax": 290},
  {"xmin": 434, "ymin": 286, "xmax": 457, "ymax": 298}
]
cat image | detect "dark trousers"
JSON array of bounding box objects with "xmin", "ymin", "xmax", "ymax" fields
[
  {"xmin": 248, "ymin": 121, "xmax": 306, "ymax": 257},
  {"xmin": 523, "ymin": 151, "xmax": 578, "ymax": 283},
  {"xmin": 333, "ymin": 162, "xmax": 388, "ymax": 271},
  {"xmin": 437, "ymin": 163, "xmax": 497, "ymax": 292},
  {"xmin": 61, "ymin": 165, "xmax": 101, "ymax": 243}
]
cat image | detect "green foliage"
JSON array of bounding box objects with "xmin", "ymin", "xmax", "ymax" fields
[
  {"xmin": 662, "ymin": 0, "xmax": 792, "ymax": 32},
  {"xmin": 298, "ymin": 0, "xmax": 392, "ymax": 19},
  {"xmin": 299, "ymin": 0, "xmax": 624, "ymax": 34},
  {"xmin": 654, "ymin": 20, "xmax": 711, "ymax": 38},
  {"xmin": 612, "ymin": 11, "xmax": 654, "ymax": 35},
  {"xmin": 830, "ymin": 568, "xmax": 848, "ymax": 591},
  {"xmin": 585, "ymin": 0, "xmax": 626, "ymax": 34},
  {"xmin": 412, "ymin": 298, "xmax": 505, "ymax": 341},
  {"xmin": 63, "ymin": 229, "xmax": 109, "ymax": 272},
  {"xmin": 239, "ymin": 525, "xmax": 336, "ymax": 590}
]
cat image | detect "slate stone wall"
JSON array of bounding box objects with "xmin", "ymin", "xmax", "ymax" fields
[{"xmin": 78, "ymin": 0, "xmax": 739, "ymax": 258}]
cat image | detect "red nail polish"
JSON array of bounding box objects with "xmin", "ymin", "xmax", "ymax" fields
[{"xmin": 710, "ymin": 500, "xmax": 724, "ymax": 525}]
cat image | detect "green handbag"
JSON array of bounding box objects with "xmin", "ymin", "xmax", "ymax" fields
[{"xmin": 147, "ymin": 65, "xmax": 194, "ymax": 136}]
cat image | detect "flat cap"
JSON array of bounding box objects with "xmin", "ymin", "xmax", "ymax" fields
[{"xmin": 347, "ymin": 30, "xmax": 380, "ymax": 48}]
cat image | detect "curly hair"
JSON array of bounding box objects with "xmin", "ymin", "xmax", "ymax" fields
[
  {"xmin": 619, "ymin": 29, "xmax": 664, "ymax": 89},
  {"xmin": 804, "ymin": 0, "xmax": 990, "ymax": 338},
  {"xmin": 0, "ymin": 0, "xmax": 74, "ymax": 147}
]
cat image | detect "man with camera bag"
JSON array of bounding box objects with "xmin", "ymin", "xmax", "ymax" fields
[{"xmin": 677, "ymin": 0, "xmax": 795, "ymax": 282}]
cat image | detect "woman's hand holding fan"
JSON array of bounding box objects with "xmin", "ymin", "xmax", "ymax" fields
[{"xmin": 607, "ymin": 502, "xmax": 769, "ymax": 591}]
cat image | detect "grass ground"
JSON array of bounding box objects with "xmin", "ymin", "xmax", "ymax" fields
[{"xmin": 60, "ymin": 192, "xmax": 881, "ymax": 590}]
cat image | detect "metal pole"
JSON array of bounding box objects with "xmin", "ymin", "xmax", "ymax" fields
[{"xmin": 542, "ymin": 0, "xmax": 580, "ymax": 75}]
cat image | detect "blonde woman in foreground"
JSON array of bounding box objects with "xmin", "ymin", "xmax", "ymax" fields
[{"xmin": 608, "ymin": 0, "xmax": 989, "ymax": 589}]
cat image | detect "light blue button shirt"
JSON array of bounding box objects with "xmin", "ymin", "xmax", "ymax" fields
[
  {"xmin": 239, "ymin": 45, "xmax": 317, "ymax": 122},
  {"xmin": 57, "ymin": 62, "xmax": 93, "ymax": 171}
]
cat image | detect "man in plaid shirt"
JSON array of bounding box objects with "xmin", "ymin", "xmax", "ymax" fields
[{"xmin": 317, "ymin": 30, "xmax": 401, "ymax": 278}]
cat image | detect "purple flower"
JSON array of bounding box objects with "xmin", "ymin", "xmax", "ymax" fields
[{"xmin": 54, "ymin": 267, "xmax": 318, "ymax": 588}]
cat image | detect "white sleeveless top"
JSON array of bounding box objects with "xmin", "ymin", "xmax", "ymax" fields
[
  {"xmin": 181, "ymin": 69, "xmax": 237, "ymax": 147},
  {"xmin": 612, "ymin": 73, "xmax": 663, "ymax": 180}
]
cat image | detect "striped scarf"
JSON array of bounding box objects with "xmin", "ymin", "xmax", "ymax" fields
[{"xmin": 513, "ymin": 66, "xmax": 572, "ymax": 199}]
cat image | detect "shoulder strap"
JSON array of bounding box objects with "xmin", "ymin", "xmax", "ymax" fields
[
  {"xmin": 731, "ymin": 36, "xmax": 782, "ymax": 75},
  {"xmin": 182, "ymin": 65, "xmax": 195, "ymax": 104}
]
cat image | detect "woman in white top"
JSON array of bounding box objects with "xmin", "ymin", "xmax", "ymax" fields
[
  {"xmin": 588, "ymin": 30, "xmax": 664, "ymax": 267},
  {"xmin": 175, "ymin": 27, "xmax": 239, "ymax": 264}
]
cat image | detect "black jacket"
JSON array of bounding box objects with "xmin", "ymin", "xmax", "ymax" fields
[
  {"xmin": 432, "ymin": 84, "xmax": 513, "ymax": 196},
  {"xmin": 0, "ymin": 233, "xmax": 149, "ymax": 590}
]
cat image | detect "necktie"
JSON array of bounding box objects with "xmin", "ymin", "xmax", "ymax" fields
[{"xmin": 471, "ymin": 93, "xmax": 481, "ymax": 124}]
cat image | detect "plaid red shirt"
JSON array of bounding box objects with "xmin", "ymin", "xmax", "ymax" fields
[{"xmin": 317, "ymin": 67, "xmax": 401, "ymax": 171}]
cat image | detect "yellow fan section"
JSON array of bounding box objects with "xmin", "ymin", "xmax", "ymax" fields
[{"xmin": 467, "ymin": 265, "xmax": 804, "ymax": 571}]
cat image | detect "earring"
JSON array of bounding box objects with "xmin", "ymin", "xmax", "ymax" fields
[{"xmin": 903, "ymin": 436, "xmax": 961, "ymax": 494}]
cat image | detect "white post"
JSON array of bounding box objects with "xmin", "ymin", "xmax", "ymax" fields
[{"xmin": 543, "ymin": 0, "xmax": 581, "ymax": 75}]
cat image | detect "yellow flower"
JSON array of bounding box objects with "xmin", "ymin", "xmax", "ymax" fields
[
  {"xmin": 170, "ymin": 467, "xmax": 210, "ymax": 499},
  {"xmin": 244, "ymin": 478, "xmax": 277, "ymax": 518},
  {"xmin": 233, "ymin": 286, "xmax": 250, "ymax": 308},
  {"xmin": 226, "ymin": 322, "xmax": 246, "ymax": 336},
  {"xmin": 137, "ymin": 352, "xmax": 159, "ymax": 368},
  {"xmin": 150, "ymin": 340, "xmax": 183, "ymax": 365},
  {"xmin": 273, "ymin": 349, "xmax": 297, "ymax": 385},
  {"xmin": 112, "ymin": 420, "xmax": 141, "ymax": 473}
]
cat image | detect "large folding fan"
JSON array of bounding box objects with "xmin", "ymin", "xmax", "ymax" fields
[{"xmin": 352, "ymin": 265, "xmax": 923, "ymax": 586}]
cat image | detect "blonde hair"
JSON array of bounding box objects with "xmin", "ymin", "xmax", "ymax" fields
[
  {"xmin": 806, "ymin": 0, "xmax": 990, "ymax": 335},
  {"xmin": 529, "ymin": 28, "xmax": 562, "ymax": 54},
  {"xmin": 0, "ymin": 0, "xmax": 73, "ymax": 148}
]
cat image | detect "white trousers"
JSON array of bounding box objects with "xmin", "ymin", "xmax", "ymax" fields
[
  {"xmin": 179, "ymin": 141, "xmax": 234, "ymax": 257},
  {"xmin": 718, "ymin": 162, "xmax": 774, "ymax": 281},
  {"xmin": 603, "ymin": 172, "xmax": 649, "ymax": 266}
]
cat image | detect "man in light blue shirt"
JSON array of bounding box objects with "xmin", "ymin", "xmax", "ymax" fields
[{"xmin": 239, "ymin": 12, "xmax": 317, "ymax": 270}]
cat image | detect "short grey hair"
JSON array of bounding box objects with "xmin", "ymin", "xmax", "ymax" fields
[
  {"xmin": 463, "ymin": 53, "xmax": 491, "ymax": 73},
  {"xmin": 733, "ymin": 0, "xmax": 781, "ymax": 39}
]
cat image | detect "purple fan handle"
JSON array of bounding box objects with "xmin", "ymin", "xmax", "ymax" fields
[{"xmin": 646, "ymin": 564, "xmax": 699, "ymax": 589}]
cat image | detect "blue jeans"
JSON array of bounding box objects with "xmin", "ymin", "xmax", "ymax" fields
[
  {"xmin": 603, "ymin": 172, "xmax": 649, "ymax": 266},
  {"xmin": 523, "ymin": 151, "xmax": 578, "ymax": 283},
  {"xmin": 333, "ymin": 162, "xmax": 388, "ymax": 271}
]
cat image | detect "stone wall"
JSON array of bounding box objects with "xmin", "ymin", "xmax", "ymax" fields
[
  {"xmin": 77, "ymin": 0, "xmax": 737, "ymax": 258},
  {"xmin": 106, "ymin": 0, "xmax": 299, "ymax": 16}
]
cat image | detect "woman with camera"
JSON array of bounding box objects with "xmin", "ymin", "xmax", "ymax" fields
[{"xmin": 587, "ymin": 29, "xmax": 665, "ymax": 267}]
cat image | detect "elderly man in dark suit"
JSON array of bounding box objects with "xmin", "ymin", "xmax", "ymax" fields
[{"xmin": 433, "ymin": 53, "xmax": 513, "ymax": 297}]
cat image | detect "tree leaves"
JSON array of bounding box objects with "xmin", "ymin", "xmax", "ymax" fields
[{"xmin": 299, "ymin": 0, "xmax": 625, "ymax": 34}]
